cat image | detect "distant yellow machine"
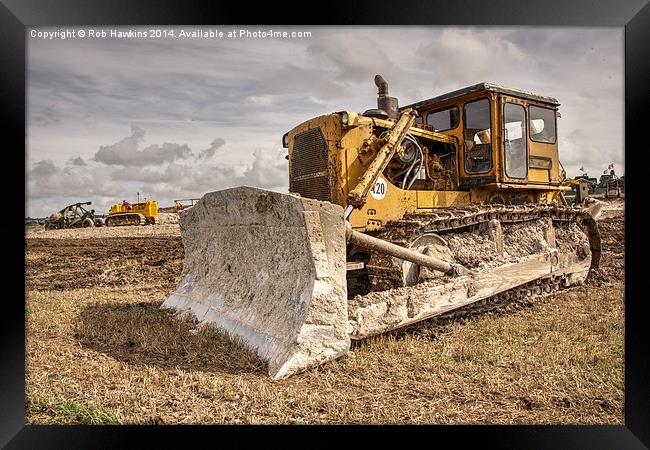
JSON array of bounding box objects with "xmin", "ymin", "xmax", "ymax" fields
[
  {"xmin": 173, "ymin": 198, "xmax": 201, "ymax": 213},
  {"xmin": 106, "ymin": 200, "xmax": 159, "ymax": 226}
]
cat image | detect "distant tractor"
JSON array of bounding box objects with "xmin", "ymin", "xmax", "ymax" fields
[
  {"xmin": 605, "ymin": 177, "xmax": 621, "ymax": 198},
  {"xmin": 45, "ymin": 202, "xmax": 104, "ymax": 230},
  {"xmin": 173, "ymin": 198, "xmax": 201, "ymax": 213},
  {"xmin": 106, "ymin": 199, "xmax": 159, "ymax": 226},
  {"xmin": 598, "ymin": 165, "xmax": 621, "ymax": 198}
]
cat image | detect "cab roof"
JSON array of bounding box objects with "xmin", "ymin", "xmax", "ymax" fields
[{"xmin": 400, "ymin": 82, "xmax": 560, "ymax": 111}]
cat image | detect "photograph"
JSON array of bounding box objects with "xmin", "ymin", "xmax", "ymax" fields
[{"xmin": 23, "ymin": 24, "xmax": 628, "ymax": 427}]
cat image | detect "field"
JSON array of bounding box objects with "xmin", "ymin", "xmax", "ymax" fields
[{"xmin": 25, "ymin": 199, "xmax": 624, "ymax": 424}]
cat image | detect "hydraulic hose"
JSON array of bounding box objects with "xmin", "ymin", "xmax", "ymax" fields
[{"xmin": 400, "ymin": 134, "xmax": 423, "ymax": 190}]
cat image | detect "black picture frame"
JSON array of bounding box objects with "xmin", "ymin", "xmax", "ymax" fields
[{"xmin": 4, "ymin": 0, "xmax": 647, "ymax": 447}]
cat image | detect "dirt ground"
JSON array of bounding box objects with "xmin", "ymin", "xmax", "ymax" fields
[{"xmin": 25, "ymin": 198, "xmax": 624, "ymax": 424}]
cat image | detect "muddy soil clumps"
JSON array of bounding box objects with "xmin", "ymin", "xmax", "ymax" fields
[{"xmin": 26, "ymin": 238, "xmax": 184, "ymax": 291}]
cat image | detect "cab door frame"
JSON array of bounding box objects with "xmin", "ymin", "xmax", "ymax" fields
[
  {"xmin": 499, "ymin": 94, "xmax": 530, "ymax": 184},
  {"xmin": 458, "ymin": 94, "xmax": 498, "ymax": 188}
]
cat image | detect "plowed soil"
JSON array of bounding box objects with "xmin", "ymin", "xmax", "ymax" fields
[
  {"xmin": 25, "ymin": 199, "xmax": 624, "ymax": 424},
  {"xmin": 26, "ymin": 238, "xmax": 183, "ymax": 291}
]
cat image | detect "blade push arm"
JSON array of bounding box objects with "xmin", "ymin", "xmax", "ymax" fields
[{"xmin": 346, "ymin": 108, "xmax": 417, "ymax": 209}]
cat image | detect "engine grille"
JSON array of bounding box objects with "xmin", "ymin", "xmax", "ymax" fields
[{"xmin": 290, "ymin": 128, "xmax": 329, "ymax": 201}]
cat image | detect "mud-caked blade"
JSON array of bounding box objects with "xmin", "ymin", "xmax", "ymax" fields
[{"xmin": 162, "ymin": 187, "xmax": 349, "ymax": 379}]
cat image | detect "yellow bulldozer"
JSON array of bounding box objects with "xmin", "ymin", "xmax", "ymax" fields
[
  {"xmin": 106, "ymin": 199, "xmax": 159, "ymax": 226},
  {"xmin": 162, "ymin": 75, "xmax": 602, "ymax": 379}
]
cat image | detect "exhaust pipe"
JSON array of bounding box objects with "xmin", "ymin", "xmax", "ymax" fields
[
  {"xmin": 374, "ymin": 74, "xmax": 399, "ymax": 119},
  {"xmin": 375, "ymin": 74, "xmax": 389, "ymax": 96}
]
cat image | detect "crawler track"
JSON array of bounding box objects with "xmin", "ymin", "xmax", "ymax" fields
[
  {"xmin": 366, "ymin": 203, "xmax": 601, "ymax": 291},
  {"xmin": 344, "ymin": 203, "xmax": 602, "ymax": 338},
  {"xmin": 105, "ymin": 213, "xmax": 147, "ymax": 226},
  {"xmin": 436, "ymin": 272, "xmax": 567, "ymax": 321}
]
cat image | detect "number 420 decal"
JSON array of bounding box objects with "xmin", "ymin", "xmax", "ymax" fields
[{"xmin": 370, "ymin": 177, "xmax": 387, "ymax": 200}]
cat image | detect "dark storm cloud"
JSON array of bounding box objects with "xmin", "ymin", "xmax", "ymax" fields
[{"xmin": 27, "ymin": 30, "xmax": 375, "ymax": 135}]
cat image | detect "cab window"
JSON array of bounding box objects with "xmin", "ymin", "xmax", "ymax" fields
[
  {"xmin": 426, "ymin": 106, "xmax": 459, "ymax": 131},
  {"xmin": 529, "ymin": 105, "xmax": 557, "ymax": 143},
  {"xmin": 463, "ymin": 98, "xmax": 492, "ymax": 174},
  {"xmin": 504, "ymin": 102, "xmax": 528, "ymax": 179}
]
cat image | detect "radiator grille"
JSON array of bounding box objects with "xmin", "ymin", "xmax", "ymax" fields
[{"xmin": 290, "ymin": 128, "xmax": 329, "ymax": 201}]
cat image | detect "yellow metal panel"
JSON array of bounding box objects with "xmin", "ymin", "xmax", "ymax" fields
[
  {"xmin": 416, "ymin": 190, "xmax": 470, "ymax": 209},
  {"xmin": 528, "ymin": 168, "xmax": 550, "ymax": 183},
  {"xmin": 529, "ymin": 141, "xmax": 560, "ymax": 182},
  {"xmin": 348, "ymin": 176, "xmax": 469, "ymax": 232},
  {"xmin": 348, "ymin": 177, "xmax": 417, "ymax": 231},
  {"xmin": 288, "ymin": 96, "xmax": 564, "ymax": 236}
]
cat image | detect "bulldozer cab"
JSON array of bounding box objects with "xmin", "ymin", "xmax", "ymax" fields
[
  {"xmin": 284, "ymin": 80, "xmax": 566, "ymax": 232},
  {"xmin": 404, "ymin": 83, "xmax": 562, "ymax": 193}
]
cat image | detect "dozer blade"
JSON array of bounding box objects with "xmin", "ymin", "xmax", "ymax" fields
[{"xmin": 161, "ymin": 187, "xmax": 349, "ymax": 380}]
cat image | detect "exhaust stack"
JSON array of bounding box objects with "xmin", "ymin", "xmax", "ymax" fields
[{"xmin": 375, "ymin": 74, "xmax": 399, "ymax": 119}]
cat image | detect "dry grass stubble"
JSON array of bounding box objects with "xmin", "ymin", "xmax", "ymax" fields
[{"xmin": 26, "ymin": 213, "xmax": 624, "ymax": 424}]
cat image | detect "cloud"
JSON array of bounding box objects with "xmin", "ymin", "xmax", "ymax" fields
[
  {"xmin": 247, "ymin": 95, "xmax": 273, "ymax": 106},
  {"xmin": 68, "ymin": 156, "xmax": 87, "ymax": 166},
  {"xmin": 93, "ymin": 124, "xmax": 144, "ymax": 164},
  {"xmin": 31, "ymin": 103, "xmax": 60, "ymax": 126},
  {"xmin": 27, "ymin": 120, "xmax": 288, "ymax": 217},
  {"xmin": 28, "ymin": 160, "xmax": 114, "ymax": 202},
  {"xmin": 306, "ymin": 34, "xmax": 399, "ymax": 83},
  {"xmin": 238, "ymin": 149, "xmax": 287, "ymax": 189},
  {"xmin": 31, "ymin": 160, "xmax": 58, "ymax": 177},
  {"xmin": 26, "ymin": 26, "xmax": 624, "ymax": 217},
  {"xmin": 93, "ymin": 125, "xmax": 193, "ymax": 166},
  {"xmin": 108, "ymin": 148, "xmax": 287, "ymax": 195},
  {"xmin": 262, "ymin": 63, "xmax": 348, "ymax": 101},
  {"xmin": 416, "ymin": 28, "xmax": 531, "ymax": 88},
  {"xmin": 198, "ymin": 138, "xmax": 226, "ymax": 159}
]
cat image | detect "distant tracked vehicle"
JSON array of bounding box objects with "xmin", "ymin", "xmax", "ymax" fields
[{"xmin": 106, "ymin": 199, "xmax": 159, "ymax": 226}]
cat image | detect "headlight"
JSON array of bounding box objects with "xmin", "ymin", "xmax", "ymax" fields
[
  {"xmin": 341, "ymin": 112, "xmax": 349, "ymax": 126},
  {"xmin": 282, "ymin": 132, "xmax": 289, "ymax": 148}
]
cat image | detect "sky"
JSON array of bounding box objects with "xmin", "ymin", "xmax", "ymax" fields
[{"xmin": 26, "ymin": 26, "xmax": 624, "ymax": 217}]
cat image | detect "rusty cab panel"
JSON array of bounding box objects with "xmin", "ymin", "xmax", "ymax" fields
[
  {"xmin": 498, "ymin": 94, "xmax": 561, "ymax": 186},
  {"xmin": 410, "ymin": 88, "xmax": 498, "ymax": 190},
  {"xmin": 408, "ymin": 83, "xmax": 563, "ymax": 204}
]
